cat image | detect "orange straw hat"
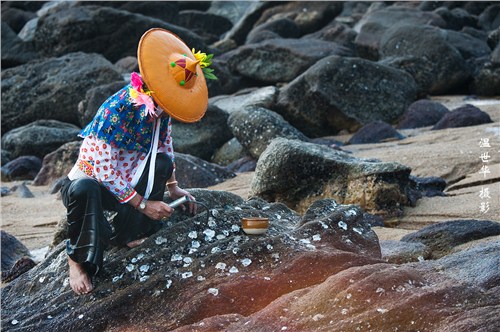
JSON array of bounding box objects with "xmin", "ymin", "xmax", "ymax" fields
[{"xmin": 137, "ymin": 28, "xmax": 212, "ymax": 123}]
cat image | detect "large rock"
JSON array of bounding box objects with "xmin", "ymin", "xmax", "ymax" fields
[
  {"xmin": 250, "ymin": 138, "xmax": 413, "ymax": 216},
  {"xmin": 245, "ymin": 18, "xmax": 301, "ymax": 44},
  {"xmin": 379, "ymin": 24, "xmax": 471, "ymax": 95},
  {"xmin": 1, "ymin": 52, "xmax": 122, "ymax": 133},
  {"xmin": 227, "ymin": 38, "xmax": 352, "ymax": 83},
  {"xmin": 1, "ymin": 22, "xmax": 39, "ymax": 69},
  {"xmin": 1, "ymin": 156, "xmax": 42, "ymax": 182},
  {"xmin": 348, "ymin": 121, "xmax": 404, "ymax": 145},
  {"xmin": 354, "ymin": 5, "xmax": 445, "ymax": 60},
  {"xmin": 302, "ymin": 20, "xmax": 357, "ymax": 52},
  {"xmin": 1, "ymin": 120, "xmax": 81, "ymax": 160},
  {"xmin": 173, "ymin": 105, "xmax": 233, "ymax": 161},
  {"xmin": 33, "ymin": 141, "xmax": 82, "ymax": 186},
  {"xmin": 228, "ymin": 106, "xmax": 309, "ymax": 159},
  {"xmin": 211, "ymin": 138, "xmax": 248, "ymax": 167},
  {"xmin": 209, "ymin": 86, "xmax": 278, "ymax": 115},
  {"xmin": 276, "ymin": 55, "xmax": 417, "ymax": 137},
  {"xmin": 175, "ymin": 10, "xmax": 233, "ymax": 43},
  {"xmin": 432, "ymin": 104, "xmax": 493, "ymax": 130},
  {"xmin": 33, "ymin": 5, "xmax": 207, "ymax": 63},
  {"xmin": 174, "ymin": 153, "xmax": 236, "ymax": 189},
  {"xmin": 396, "ymin": 99, "xmax": 449, "ymax": 129}
]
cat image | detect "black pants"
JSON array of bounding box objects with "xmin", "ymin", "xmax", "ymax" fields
[{"xmin": 60, "ymin": 153, "xmax": 173, "ymax": 275}]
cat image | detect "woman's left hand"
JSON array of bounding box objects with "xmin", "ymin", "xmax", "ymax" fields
[{"xmin": 169, "ymin": 186, "xmax": 197, "ymax": 214}]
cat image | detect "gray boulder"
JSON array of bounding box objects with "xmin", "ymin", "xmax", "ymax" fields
[
  {"xmin": 228, "ymin": 106, "xmax": 309, "ymax": 159},
  {"xmin": 433, "ymin": 7, "xmax": 478, "ymax": 31},
  {"xmin": 245, "ymin": 18, "xmax": 300, "ymax": 44},
  {"xmin": 175, "ymin": 10, "xmax": 233, "ymax": 43},
  {"xmin": 209, "ymin": 86, "xmax": 278, "ymax": 115},
  {"xmin": 1, "ymin": 52, "xmax": 122, "ymax": 133},
  {"xmin": 1, "ymin": 120, "xmax": 81, "ymax": 160},
  {"xmin": 276, "ymin": 55, "xmax": 417, "ymax": 137},
  {"xmin": 207, "ymin": 1, "xmax": 258, "ymax": 25},
  {"xmin": 380, "ymin": 240, "xmax": 430, "ymax": 264},
  {"xmin": 302, "ymin": 20, "xmax": 357, "ymax": 52},
  {"xmin": 348, "ymin": 121, "xmax": 404, "ymax": 145},
  {"xmin": 173, "ymin": 105, "xmax": 233, "ymax": 162},
  {"xmin": 379, "ymin": 24, "xmax": 471, "ymax": 95},
  {"xmin": 432, "ymin": 104, "xmax": 493, "ymax": 130},
  {"xmin": 1, "ymin": 22, "xmax": 39, "ymax": 68},
  {"xmin": 33, "ymin": 141, "xmax": 82, "ymax": 187},
  {"xmin": 478, "ymin": 4, "xmax": 500, "ymax": 31},
  {"xmin": 250, "ymin": 138, "xmax": 412, "ymax": 216},
  {"xmin": 1, "ymin": 156, "xmax": 42, "ymax": 182},
  {"xmin": 397, "ymin": 99, "xmax": 449, "ymax": 129},
  {"xmin": 174, "ymin": 153, "xmax": 235, "ymax": 189},
  {"xmin": 227, "ymin": 38, "xmax": 352, "ymax": 83},
  {"xmin": 211, "ymin": 138, "xmax": 247, "ymax": 167}
]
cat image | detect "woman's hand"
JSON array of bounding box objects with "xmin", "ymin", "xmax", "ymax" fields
[
  {"xmin": 143, "ymin": 200, "xmax": 173, "ymax": 221},
  {"xmin": 168, "ymin": 186, "xmax": 197, "ymax": 214}
]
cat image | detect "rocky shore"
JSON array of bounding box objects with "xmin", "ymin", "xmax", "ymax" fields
[{"xmin": 1, "ymin": 1, "xmax": 499, "ymax": 331}]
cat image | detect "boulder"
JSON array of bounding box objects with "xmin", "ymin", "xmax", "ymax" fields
[
  {"xmin": 227, "ymin": 38, "xmax": 352, "ymax": 83},
  {"xmin": 470, "ymin": 57, "xmax": 500, "ymax": 96},
  {"xmin": 207, "ymin": 1, "xmax": 258, "ymax": 25},
  {"xmin": 1, "ymin": 52, "xmax": 122, "ymax": 133},
  {"xmin": 77, "ymin": 81, "xmax": 127, "ymax": 127},
  {"xmin": 175, "ymin": 10, "xmax": 233, "ymax": 43},
  {"xmin": 1, "ymin": 150, "xmax": 12, "ymax": 165},
  {"xmin": 228, "ymin": 106, "xmax": 309, "ymax": 159},
  {"xmin": 209, "ymin": 86, "xmax": 278, "ymax": 115},
  {"xmin": 33, "ymin": 141, "xmax": 82, "ymax": 187},
  {"xmin": 433, "ymin": 7, "xmax": 478, "ymax": 31},
  {"xmin": 380, "ymin": 240, "xmax": 430, "ymax": 264},
  {"xmin": 401, "ymin": 219, "xmax": 500, "ymax": 259},
  {"xmin": 396, "ymin": 99, "xmax": 449, "ymax": 129},
  {"xmin": 226, "ymin": 156, "xmax": 257, "ymax": 173},
  {"xmin": 250, "ymin": 138, "xmax": 413, "ymax": 216},
  {"xmin": 245, "ymin": 18, "xmax": 301, "ymax": 44},
  {"xmin": 276, "ymin": 55, "xmax": 417, "ymax": 137},
  {"xmin": 302, "ymin": 20, "xmax": 357, "ymax": 52},
  {"xmin": 432, "ymin": 104, "xmax": 493, "ymax": 130},
  {"xmin": 0, "ymin": 22, "xmax": 39, "ymax": 69},
  {"xmin": 0, "ymin": 6, "xmax": 37, "ymax": 33},
  {"xmin": 478, "ymin": 4, "xmax": 500, "ymax": 31},
  {"xmin": 1, "ymin": 231, "xmax": 35, "ymax": 283},
  {"xmin": 1, "ymin": 120, "xmax": 81, "ymax": 160},
  {"xmin": 444, "ymin": 30, "xmax": 492, "ymax": 60},
  {"xmin": 174, "ymin": 154, "xmax": 236, "ymax": 189},
  {"xmin": 1, "ymin": 156, "xmax": 42, "ymax": 182},
  {"xmin": 379, "ymin": 24, "xmax": 471, "ymax": 95},
  {"xmin": 211, "ymin": 138, "xmax": 247, "ymax": 167},
  {"xmin": 173, "ymin": 105, "xmax": 233, "ymax": 162},
  {"xmin": 348, "ymin": 121, "xmax": 404, "ymax": 145}
]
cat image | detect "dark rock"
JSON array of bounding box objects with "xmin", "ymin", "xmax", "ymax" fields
[
  {"xmin": 1, "ymin": 257, "xmax": 37, "ymax": 283},
  {"xmin": 113, "ymin": 56, "xmax": 139, "ymax": 74},
  {"xmin": 226, "ymin": 156, "xmax": 257, "ymax": 173},
  {"xmin": 1, "ymin": 231, "xmax": 32, "ymax": 271},
  {"xmin": 1, "ymin": 120, "xmax": 81, "ymax": 160},
  {"xmin": 470, "ymin": 57, "xmax": 500, "ymax": 96},
  {"xmin": 246, "ymin": 18, "xmax": 300, "ymax": 44},
  {"xmin": 33, "ymin": 141, "xmax": 81, "ymax": 187},
  {"xmin": 1, "ymin": 22, "xmax": 39, "ymax": 69},
  {"xmin": 379, "ymin": 24, "xmax": 471, "ymax": 95},
  {"xmin": 302, "ymin": 20, "xmax": 357, "ymax": 52},
  {"xmin": 33, "ymin": 5, "xmax": 207, "ymax": 63},
  {"xmin": 228, "ymin": 106, "xmax": 309, "ymax": 159},
  {"xmin": 380, "ymin": 240, "xmax": 430, "ymax": 264},
  {"xmin": 409, "ymin": 176, "xmax": 447, "ymax": 198},
  {"xmin": 1, "ymin": 52, "xmax": 122, "ymax": 133},
  {"xmin": 211, "ymin": 138, "xmax": 247, "ymax": 167},
  {"xmin": 1, "ymin": 6, "xmax": 37, "ymax": 33},
  {"xmin": 174, "ymin": 154, "xmax": 236, "ymax": 189},
  {"xmin": 397, "ymin": 99, "xmax": 449, "ymax": 129},
  {"xmin": 209, "ymin": 86, "xmax": 278, "ymax": 115},
  {"xmin": 205, "ymin": 59, "xmax": 246, "ymax": 98},
  {"xmin": 401, "ymin": 219, "xmax": 500, "ymax": 259},
  {"xmin": 276, "ymin": 55, "xmax": 417, "ymax": 137},
  {"xmin": 348, "ymin": 121, "xmax": 404, "ymax": 145},
  {"xmin": 13, "ymin": 182, "xmax": 35, "ymax": 198},
  {"xmin": 77, "ymin": 81, "xmax": 127, "ymax": 127},
  {"xmin": 445, "ymin": 30, "xmax": 492, "ymax": 60},
  {"xmin": 478, "ymin": 4, "xmax": 500, "ymax": 31},
  {"xmin": 173, "ymin": 105, "xmax": 233, "ymax": 162},
  {"xmin": 175, "ymin": 10, "xmax": 233, "ymax": 43},
  {"xmin": 1, "ymin": 150, "xmax": 12, "ymax": 165},
  {"xmin": 354, "ymin": 6, "xmax": 445, "ymax": 60},
  {"xmin": 432, "ymin": 104, "xmax": 493, "ymax": 130},
  {"xmin": 250, "ymin": 138, "xmax": 412, "ymax": 216},
  {"xmin": 433, "ymin": 6, "xmax": 478, "ymax": 30},
  {"xmin": 227, "ymin": 38, "xmax": 352, "ymax": 84},
  {"xmin": 1, "ymin": 156, "xmax": 42, "ymax": 182},
  {"xmin": 487, "ymin": 28, "xmax": 500, "ymax": 49},
  {"xmin": 207, "ymin": 1, "xmax": 257, "ymax": 25},
  {"xmin": 116, "ymin": 1, "xmax": 179, "ymax": 23}
]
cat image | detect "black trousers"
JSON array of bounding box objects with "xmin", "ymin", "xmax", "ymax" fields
[{"xmin": 60, "ymin": 153, "xmax": 173, "ymax": 275}]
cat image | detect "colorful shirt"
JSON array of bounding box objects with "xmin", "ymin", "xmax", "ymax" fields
[{"xmin": 68, "ymin": 83, "xmax": 175, "ymax": 203}]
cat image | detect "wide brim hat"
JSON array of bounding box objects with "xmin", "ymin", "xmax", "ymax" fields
[{"xmin": 137, "ymin": 28, "xmax": 208, "ymax": 123}]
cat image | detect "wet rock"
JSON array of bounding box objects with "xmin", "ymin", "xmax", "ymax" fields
[
  {"xmin": 396, "ymin": 99, "xmax": 449, "ymax": 129},
  {"xmin": 348, "ymin": 121, "xmax": 404, "ymax": 145},
  {"xmin": 380, "ymin": 240, "xmax": 430, "ymax": 264},
  {"xmin": 250, "ymin": 138, "xmax": 412, "ymax": 216},
  {"xmin": 1, "ymin": 52, "xmax": 122, "ymax": 133},
  {"xmin": 77, "ymin": 81, "xmax": 127, "ymax": 127},
  {"xmin": 1, "ymin": 156, "xmax": 42, "ymax": 182},
  {"xmin": 174, "ymin": 153, "xmax": 236, "ymax": 189},
  {"xmin": 1, "ymin": 120, "xmax": 81, "ymax": 160},
  {"xmin": 228, "ymin": 106, "xmax": 309, "ymax": 159},
  {"xmin": 227, "ymin": 38, "xmax": 352, "ymax": 84},
  {"xmin": 209, "ymin": 86, "xmax": 278, "ymax": 115},
  {"xmin": 432, "ymin": 104, "xmax": 493, "ymax": 130},
  {"xmin": 379, "ymin": 24, "xmax": 471, "ymax": 95},
  {"xmin": 401, "ymin": 219, "xmax": 500, "ymax": 259},
  {"xmin": 276, "ymin": 55, "xmax": 417, "ymax": 137},
  {"xmin": 33, "ymin": 141, "xmax": 81, "ymax": 187},
  {"xmin": 173, "ymin": 105, "xmax": 233, "ymax": 162}
]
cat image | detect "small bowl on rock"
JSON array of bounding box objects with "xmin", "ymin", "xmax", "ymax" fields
[{"xmin": 241, "ymin": 217, "xmax": 269, "ymax": 235}]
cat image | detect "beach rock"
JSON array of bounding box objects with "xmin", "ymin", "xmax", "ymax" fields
[
  {"xmin": 432, "ymin": 104, "xmax": 493, "ymax": 130},
  {"xmin": 227, "ymin": 38, "xmax": 352, "ymax": 84},
  {"xmin": 1, "ymin": 52, "xmax": 122, "ymax": 133},
  {"xmin": 1, "ymin": 156, "xmax": 42, "ymax": 182},
  {"xmin": 1, "ymin": 190, "xmax": 384, "ymax": 331},
  {"xmin": 302, "ymin": 20, "xmax": 357, "ymax": 52},
  {"xmin": 470, "ymin": 57, "xmax": 500, "ymax": 96},
  {"xmin": 408, "ymin": 176, "xmax": 447, "ymax": 199},
  {"xmin": 396, "ymin": 99, "xmax": 449, "ymax": 129},
  {"xmin": 478, "ymin": 4, "xmax": 500, "ymax": 31},
  {"xmin": 445, "ymin": 30, "xmax": 492, "ymax": 60},
  {"xmin": 250, "ymin": 138, "xmax": 412, "ymax": 216},
  {"xmin": 33, "ymin": 5, "xmax": 207, "ymax": 63},
  {"xmin": 33, "ymin": 141, "xmax": 82, "ymax": 187},
  {"xmin": 226, "ymin": 156, "xmax": 257, "ymax": 173},
  {"xmin": 1, "ymin": 22, "xmax": 39, "ymax": 69},
  {"xmin": 174, "ymin": 153, "xmax": 236, "ymax": 189},
  {"xmin": 1, "ymin": 150, "xmax": 12, "ymax": 165},
  {"xmin": 0, "ymin": 5, "xmax": 37, "ymax": 33},
  {"xmin": 354, "ymin": 6, "xmax": 445, "ymax": 60},
  {"xmin": 207, "ymin": 1, "xmax": 257, "ymax": 25},
  {"xmin": 209, "ymin": 86, "xmax": 278, "ymax": 115},
  {"xmin": 380, "ymin": 240, "xmax": 430, "ymax": 264},
  {"xmin": 175, "ymin": 10, "xmax": 233, "ymax": 43},
  {"xmin": 113, "ymin": 56, "xmax": 138, "ymax": 74},
  {"xmin": 12, "ymin": 182, "xmax": 35, "ymax": 199},
  {"xmin": 379, "ymin": 24, "xmax": 471, "ymax": 95},
  {"xmin": 348, "ymin": 121, "xmax": 404, "ymax": 145},
  {"xmin": 1, "ymin": 120, "xmax": 81, "ymax": 160},
  {"xmin": 1, "ymin": 231, "xmax": 32, "ymax": 272},
  {"xmin": 173, "ymin": 105, "xmax": 233, "ymax": 162},
  {"xmin": 113, "ymin": 1, "xmax": 179, "ymax": 24},
  {"xmin": 245, "ymin": 18, "xmax": 300, "ymax": 44},
  {"xmin": 77, "ymin": 81, "xmax": 127, "ymax": 127},
  {"xmin": 211, "ymin": 138, "xmax": 247, "ymax": 167},
  {"xmin": 276, "ymin": 55, "xmax": 417, "ymax": 137},
  {"xmin": 228, "ymin": 106, "xmax": 309, "ymax": 159},
  {"xmin": 401, "ymin": 219, "xmax": 500, "ymax": 259},
  {"xmin": 433, "ymin": 7, "xmax": 478, "ymax": 31}
]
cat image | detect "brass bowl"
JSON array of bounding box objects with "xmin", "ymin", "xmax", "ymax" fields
[{"xmin": 241, "ymin": 217, "xmax": 269, "ymax": 235}]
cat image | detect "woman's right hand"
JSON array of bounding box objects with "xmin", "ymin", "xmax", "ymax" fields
[{"xmin": 142, "ymin": 200, "xmax": 173, "ymax": 221}]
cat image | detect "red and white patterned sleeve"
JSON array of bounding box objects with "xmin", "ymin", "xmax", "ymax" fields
[{"xmin": 158, "ymin": 116, "xmax": 176, "ymax": 170}]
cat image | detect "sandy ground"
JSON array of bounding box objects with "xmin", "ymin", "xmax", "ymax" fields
[{"xmin": 1, "ymin": 96, "xmax": 499, "ymax": 255}]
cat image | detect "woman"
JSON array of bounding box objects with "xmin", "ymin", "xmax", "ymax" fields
[{"xmin": 61, "ymin": 28, "xmax": 215, "ymax": 295}]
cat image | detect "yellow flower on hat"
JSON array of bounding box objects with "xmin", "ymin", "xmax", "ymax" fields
[{"xmin": 191, "ymin": 48, "xmax": 217, "ymax": 80}]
